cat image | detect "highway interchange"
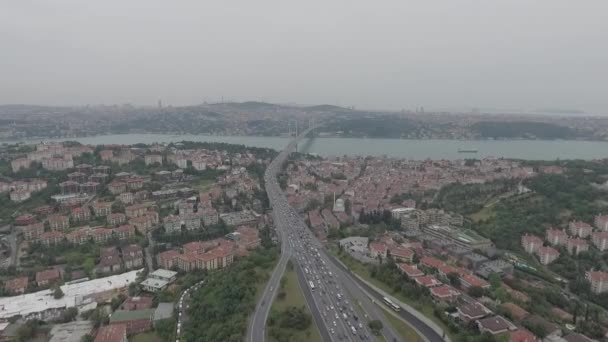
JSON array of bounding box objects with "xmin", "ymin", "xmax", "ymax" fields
[{"xmin": 248, "ymin": 127, "xmax": 445, "ymax": 342}]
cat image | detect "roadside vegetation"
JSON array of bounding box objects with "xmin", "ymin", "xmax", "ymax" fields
[
  {"xmin": 182, "ymin": 247, "xmax": 278, "ymax": 342},
  {"xmin": 266, "ymin": 261, "xmax": 321, "ymax": 342}
]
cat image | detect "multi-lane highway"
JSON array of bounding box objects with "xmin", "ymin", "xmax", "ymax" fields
[{"xmin": 248, "ymin": 126, "xmax": 445, "ymax": 342}]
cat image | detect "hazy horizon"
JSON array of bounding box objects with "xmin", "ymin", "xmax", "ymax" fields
[{"xmin": 2, "ymin": 1, "xmax": 607, "ymax": 114}]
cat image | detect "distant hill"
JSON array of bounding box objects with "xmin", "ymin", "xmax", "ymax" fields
[
  {"xmin": 303, "ymin": 104, "xmax": 353, "ymax": 112},
  {"xmin": 211, "ymin": 101, "xmax": 285, "ymax": 111},
  {"xmin": 471, "ymin": 121, "xmax": 581, "ymax": 139}
]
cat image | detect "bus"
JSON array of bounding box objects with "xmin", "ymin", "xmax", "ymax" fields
[
  {"xmin": 309, "ymin": 280, "xmax": 315, "ymax": 291},
  {"xmin": 383, "ymin": 297, "xmax": 401, "ymax": 311}
]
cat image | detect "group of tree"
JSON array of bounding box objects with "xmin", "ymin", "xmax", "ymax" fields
[{"xmin": 182, "ymin": 248, "xmax": 278, "ymax": 342}]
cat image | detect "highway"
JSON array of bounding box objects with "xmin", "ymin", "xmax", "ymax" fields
[
  {"xmin": 248, "ymin": 125, "xmax": 402, "ymax": 342},
  {"xmin": 327, "ymin": 253, "xmax": 447, "ymax": 342},
  {"xmin": 247, "ymin": 127, "xmax": 312, "ymax": 342}
]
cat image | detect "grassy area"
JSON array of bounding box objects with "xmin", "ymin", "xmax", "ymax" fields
[
  {"xmin": 267, "ymin": 265, "xmax": 322, "ymax": 342},
  {"xmin": 469, "ymin": 205, "xmax": 495, "ymax": 223},
  {"xmin": 330, "ymin": 247, "xmax": 455, "ymax": 341},
  {"xmin": 379, "ymin": 306, "xmax": 424, "ymax": 342},
  {"xmin": 192, "ymin": 178, "xmax": 215, "ymax": 191},
  {"xmin": 130, "ymin": 332, "xmax": 161, "ymax": 342}
]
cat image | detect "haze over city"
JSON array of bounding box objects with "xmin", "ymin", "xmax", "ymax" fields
[{"xmin": 2, "ymin": 0, "xmax": 607, "ymax": 113}]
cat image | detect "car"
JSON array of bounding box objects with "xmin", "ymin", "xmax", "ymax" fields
[{"xmin": 333, "ymin": 321, "xmax": 337, "ymax": 327}]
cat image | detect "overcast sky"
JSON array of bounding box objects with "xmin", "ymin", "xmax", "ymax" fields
[{"xmin": 1, "ymin": 1, "xmax": 607, "ymax": 113}]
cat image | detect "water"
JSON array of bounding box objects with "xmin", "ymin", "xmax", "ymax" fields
[{"xmin": 4, "ymin": 134, "xmax": 608, "ymax": 160}]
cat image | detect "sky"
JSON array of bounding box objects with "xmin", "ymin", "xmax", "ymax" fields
[{"xmin": 1, "ymin": 1, "xmax": 607, "ymax": 113}]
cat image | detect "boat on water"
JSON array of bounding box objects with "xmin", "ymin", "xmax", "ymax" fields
[{"xmin": 457, "ymin": 148, "xmax": 478, "ymax": 153}]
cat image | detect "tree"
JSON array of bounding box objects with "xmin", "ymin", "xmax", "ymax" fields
[
  {"xmin": 54, "ymin": 286, "xmax": 64, "ymax": 299},
  {"xmin": 447, "ymin": 272, "xmax": 461, "ymax": 287},
  {"xmin": 368, "ymin": 320, "xmax": 383, "ymax": 335},
  {"xmin": 468, "ymin": 286, "xmax": 484, "ymax": 298},
  {"xmin": 80, "ymin": 335, "xmax": 94, "ymax": 342},
  {"xmin": 16, "ymin": 320, "xmax": 39, "ymax": 342},
  {"xmin": 59, "ymin": 307, "xmax": 78, "ymax": 323},
  {"xmin": 489, "ymin": 272, "xmax": 502, "ymax": 290}
]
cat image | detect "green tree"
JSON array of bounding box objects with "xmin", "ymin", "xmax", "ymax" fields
[
  {"xmin": 368, "ymin": 320, "xmax": 383, "ymax": 335},
  {"xmin": 468, "ymin": 286, "xmax": 484, "ymax": 298},
  {"xmin": 80, "ymin": 335, "xmax": 94, "ymax": 342},
  {"xmin": 489, "ymin": 273, "xmax": 502, "ymax": 290},
  {"xmin": 54, "ymin": 286, "xmax": 64, "ymax": 299},
  {"xmin": 447, "ymin": 272, "xmax": 461, "ymax": 287}
]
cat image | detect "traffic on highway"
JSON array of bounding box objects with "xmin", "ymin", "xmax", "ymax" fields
[{"xmin": 254, "ymin": 126, "xmax": 403, "ymax": 342}]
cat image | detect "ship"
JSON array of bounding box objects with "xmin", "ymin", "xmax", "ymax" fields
[{"xmin": 457, "ymin": 148, "xmax": 478, "ymax": 153}]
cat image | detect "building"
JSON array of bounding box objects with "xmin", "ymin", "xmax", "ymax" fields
[
  {"xmin": 108, "ymin": 181, "xmax": 127, "ymax": 195},
  {"xmin": 10, "ymin": 190, "xmax": 31, "ymax": 202},
  {"xmin": 369, "ymin": 242, "xmax": 388, "ymax": 259},
  {"xmin": 546, "ymin": 228, "xmax": 568, "ymax": 246},
  {"xmin": 129, "ymin": 213, "xmax": 158, "ymax": 234},
  {"xmin": 178, "ymin": 202, "xmax": 195, "ymax": 216},
  {"xmin": 201, "ymin": 208, "xmax": 219, "ymax": 226},
  {"xmin": 118, "ymin": 192, "xmax": 134, "ymax": 204},
  {"xmin": 430, "ymin": 285, "xmax": 460, "ymax": 302},
  {"xmin": 476, "ymin": 259, "xmax": 514, "ymax": 279},
  {"xmin": 509, "ymin": 329, "xmax": 537, "ymax": 342},
  {"xmin": 11, "ymin": 158, "xmax": 30, "ymax": 172},
  {"xmin": 460, "ymin": 274, "xmax": 491, "ymax": 289},
  {"xmin": 144, "ymin": 154, "xmax": 163, "ymax": 166},
  {"xmin": 476, "ymin": 316, "xmax": 515, "ymax": 335},
  {"xmin": 125, "ymin": 204, "xmax": 146, "ymax": 218},
  {"xmin": 80, "ymin": 182, "xmax": 100, "ymax": 194},
  {"xmin": 156, "ymin": 250, "xmax": 180, "ymax": 269},
  {"xmin": 0, "ymin": 270, "xmax": 141, "ymax": 321},
  {"xmin": 93, "ymin": 202, "xmax": 112, "ymax": 217},
  {"xmin": 15, "ymin": 214, "xmax": 36, "ymax": 226},
  {"xmin": 566, "ymin": 238, "xmax": 589, "ymax": 255},
  {"xmin": 95, "ymin": 324, "xmax": 127, "ymax": 342},
  {"xmin": 114, "ymin": 225, "xmax": 135, "ymax": 240},
  {"xmin": 122, "ymin": 245, "xmax": 144, "ymax": 270},
  {"xmin": 22, "ymin": 222, "xmax": 44, "ymax": 241},
  {"xmin": 122, "ymin": 296, "xmax": 153, "ymax": 311},
  {"xmin": 140, "ymin": 269, "xmax": 178, "ymax": 293},
  {"xmin": 594, "ymin": 214, "xmax": 608, "ymax": 231},
  {"xmin": 71, "ymin": 207, "xmax": 91, "ymax": 223},
  {"xmin": 48, "ymin": 215, "xmax": 70, "ymax": 231},
  {"xmin": 422, "ymin": 225, "xmax": 492, "ymax": 250},
  {"xmin": 108, "ymin": 213, "xmax": 127, "ymax": 226},
  {"xmin": 36, "ymin": 268, "xmax": 61, "ymax": 287},
  {"xmin": 414, "ymin": 275, "xmax": 441, "ymax": 288},
  {"xmin": 398, "ymin": 263, "xmax": 424, "ymax": 278},
  {"xmin": 388, "ymin": 247, "xmax": 414, "ymax": 263},
  {"xmin": 586, "ymin": 271, "xmax": 608, "ymax": 294},
  {"xmin": 59, "ymin": 181, "xmax": 80, "ymax": 194},
  {"xmin": 231, "ymin": 226, "xmax": 261, "ymax": 250},
  {"xmin": 4, "ymin": 277, "xmax": 29, "ymax": 294},
  {"xmin": 98, "ymin": 247, "xmax": 122, "ymax": 274},
  {"xmin": 569, "ymin": 221, "xmax": 593, "ymax": 238},
  {"xmin": 109, "ymin": 309, "xmax": 154, "ymax": 334},
  {"xmin": 163, "ymin": 215, "xmax": 182, "ymax": 234},
  {"xmin": 40, "ymin": 231, "xmax": 65, "ymax": 246},
  {"xmin": 536, "ymin": 246, "xmax": 559, "ymax": 265},
  {"xmin": 521, "ymin": 234, "xmax": 543, "ymax": 254},
  {"xmin": 457, "ymin": 301, "xmax": 490, "ymax": 322},
  {"xmin": 183, "ymin": 213, "xmax": 201, "ymax": 231},
  {"xmin": 592, "ymin": 231, "xmax": 608, "ymax": 251},
  {"xmin": 219, "ymin": 210, "xmax": 259, "ymax": 227}
]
